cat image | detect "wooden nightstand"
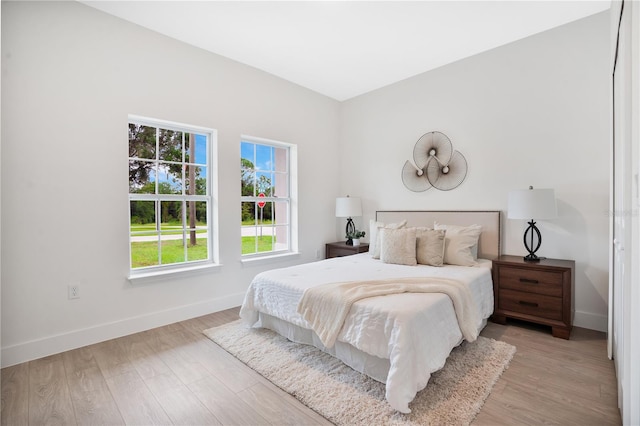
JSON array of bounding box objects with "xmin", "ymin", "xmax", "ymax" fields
[
  {"xmin": 325, "ymin": 241, "xmax": 369, "ymax": 259},
  {"xmin": 491, "ymin": 255, "xmax": 575, "ymax": 339}
]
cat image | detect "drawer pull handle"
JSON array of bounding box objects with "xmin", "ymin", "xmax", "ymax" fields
[
  {"xmin": 518, "ymin": 301, "xmax": 539, "ymax": 308},
  {"xmin": 519, "ymin": 278, "xmax": 539, "ymax": 284}
]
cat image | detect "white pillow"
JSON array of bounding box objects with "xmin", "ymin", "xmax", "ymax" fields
[
  {"xmin": 415, "ymin": 227, "xmax": 446, "ymax": 267},
  {"xmin": 434, "ymin": 222, "xmax": 481, "ymax": 258},
  {"xmin": 434, "ymin": 223, "xmax": 480, "ymax": 259},
  {"xmin": 380, "ymin": 228, "xmax": 417, "ymax": 266},
  {"xmin": 370, "ymin": 219, "xmax": 407, "ymax": 259},
  {"xmin": 433, "ymin": 223, "xmax": 482, "ymax": 266}
]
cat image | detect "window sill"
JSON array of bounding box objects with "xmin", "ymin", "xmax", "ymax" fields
[
  {"xmin": 240, "ymin": 251, "xmax": 300, "ymax": 267},
  {"xmin": 128, "ymin": 262, "xmax": 222, "ymax": 285}
]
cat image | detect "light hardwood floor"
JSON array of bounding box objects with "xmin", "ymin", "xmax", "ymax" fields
[{"xmin": 2, "ymin": 307, "xmax": 621, "ymax": 425}]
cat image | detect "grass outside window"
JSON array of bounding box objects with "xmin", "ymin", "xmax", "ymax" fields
[
  {"xmin": 131, "ymin": 237, "xmax": 208, "ymax": 268},
  {"xmin": 242, "ymin": 235, "xmax": 274, "ymax": 255}
]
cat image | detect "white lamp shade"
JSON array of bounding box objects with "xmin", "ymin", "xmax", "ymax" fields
[
  {"xmin": 335, "ymin": 197, "xmax": 362, "ymax": 218},
  {"xmin": 508, "ymin": 188, "xmax": 557, "ymax": 220}
]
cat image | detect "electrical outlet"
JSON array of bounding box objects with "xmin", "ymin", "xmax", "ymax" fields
[
  {"xmin": 316, "ymin": 249, "xmax": 321, "ymax": 259},
  {"xmin": 68, "ymin": 285, "xmax": 80, "ymax": 299}
]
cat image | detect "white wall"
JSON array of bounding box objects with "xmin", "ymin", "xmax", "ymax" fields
[
  {"xmin": 339, "ymin": 12, "xmax": 611, "ymax": 331},
  {"xmin": 1, "ymin": 1, "xmax": 340, "ymax": 366}
]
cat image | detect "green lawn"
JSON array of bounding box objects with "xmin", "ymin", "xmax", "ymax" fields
[
  {"xmin": 131, "ymin": 234, "xmax": 275, "ymax": 267},
  {"xmin": 242, "ymin": 236, "xmax": 274, "ymax": 254},
  {"xmin": 131, "ymin": 238, "xmax": 208, "ymax": 268}
]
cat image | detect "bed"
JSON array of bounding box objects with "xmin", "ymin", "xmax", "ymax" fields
[{"xmin": 240, "ymin": 210, "xmax": 501, "ymax": 413}]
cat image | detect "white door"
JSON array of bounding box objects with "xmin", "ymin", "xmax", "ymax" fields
[
  {"xmin": 611, "ymin": 0, "xmax": 631, "ymax": 408},
  {"xmin": 610, "ymin": 1, "xmax": 640, "ymax": 423}
]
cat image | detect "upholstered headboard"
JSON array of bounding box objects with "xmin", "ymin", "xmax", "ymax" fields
[{"xmin": 375, "ymin": 210, "xmax": 501, "ymax": 260}]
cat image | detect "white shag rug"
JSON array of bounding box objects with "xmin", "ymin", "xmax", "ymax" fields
[{"xmin": 204, "ymin": 320, "xmax": 515, "ymax": 426}]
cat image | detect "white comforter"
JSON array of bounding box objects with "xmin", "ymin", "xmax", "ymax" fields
[{"xmin": 239, "ymin": 253, "xmax": 494, "ymax": 413}]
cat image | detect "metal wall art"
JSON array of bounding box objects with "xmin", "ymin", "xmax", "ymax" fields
[{"xmin": 402, "ymin": 131, "xmax": 468, "ymax": 192}]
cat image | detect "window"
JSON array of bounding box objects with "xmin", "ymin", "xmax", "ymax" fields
[
  {"xmin": 128, "ymin": 116, "xmax": 217, "ymax": 275},
  {"xmin": 241, "ymin": 136, "xmax": 297, "ymax": 257}
]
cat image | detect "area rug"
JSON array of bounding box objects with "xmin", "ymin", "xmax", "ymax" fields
[{"xmin": 204, "ymin": 320, "xmax": 515, "ymax": 426}]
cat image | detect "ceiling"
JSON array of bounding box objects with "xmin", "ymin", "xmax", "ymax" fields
[{"xmin": 81, "ymin": 1, "xmax": 611, "ymax": 101}]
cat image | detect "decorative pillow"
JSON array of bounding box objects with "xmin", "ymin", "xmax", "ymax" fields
[
  {"xmin": 435, "ymin": 223, "xmax": 480, "ymax": 259},
  {"xmin": 380, "ymin": 227, "xmax": 417, "ymax": 266},
  {"xmin": 415, "ymin": 227, "xmax": 446, "ymax": 266},
  {"xmin": 433, "ymin": 223, "xmax": 482, "ymax": 266},
  {"xmin": 370, "ymin": 219, "xmax": 408, "ymax": 259}
]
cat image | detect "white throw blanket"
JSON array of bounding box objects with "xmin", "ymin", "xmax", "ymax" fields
[{"xmin": 297, "ymin": 277, "xmax": 480, "ymax": 349}]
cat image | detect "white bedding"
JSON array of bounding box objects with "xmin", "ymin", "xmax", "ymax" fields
[{"xmin": 239, "ymin": 253, "xmax": 494, "ymax": 413}]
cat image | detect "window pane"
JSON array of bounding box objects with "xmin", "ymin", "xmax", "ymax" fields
[
  {"xmin": 256, "ymin": 171, "xmax": 272, "ymax": 196},
  {"xmin": 129, "ymin": 160, "xmax": 156, "ymax": 193},
  {"xmin": 157, "ymin": 162, "xmax": 182, "ymax": 194},
  {"xmin": 186, "ymin": 133, "xmax": 207, "ymax": 165},
  {"xmin": 185, "ymin": 201, "xmax": 207, "ymax": 260},
  {"xmin": 273, "ymin": 225, "xmax": 289, "ymax": 251},
  {"xmin": 241, "ymin": 142, "xmax": 255, "ymax": 197},
  {"xmin": 273, "ymin": 171, "xmax": 289, "ymax": 197},
  {"xmin": 160, "ymin": 233, "xmax": 185, "ymax": 265},
  {"xmin": 191, "ymin": 201, "xmax": 208, "ymax": 229},
  {"xmin": 130, "ymin": 232, "xmax": 158, "ymax": 264},
  {"xmin": 187, "ymin": 202, "xmax": 208, "ymax": 261},
  {"xmin": 129, "ymin": 124, "xmax": 156, "ymax": 160},
  {"xmin": 130, "ymin": 200, "xmax": 156, "ymax": 232},
  {"xmin": 241, "ymin": 141, "xmax": 254, "ymax": 161},
  {"xmin": 160, "ymin": 200, "xmax": 183, "ymax": 231},
  {"xmin": 187, "ymin": 236, "xmax": 208, "ymax": 261},
  {"xmin": 259, "ymin": 201, "xmax": 273, "ymax": 224},
  {"xmin": 241, "ymin": 168, "xmax": 255, "ymax": 197},
  {"xmin": 158, "ymin": 129, "xmax": 183, "ymax": 163},
  {"xmin": 242, "ymin": 226, "xmax": 258, "ymax": 255},
  {"xmin": 273, "ymin": 201, "xmax": 289, "ymax": 226},
  {"xmin": 274, "ymin": 146, "xmax": 287, "ymax": 172},
  {"xmin": 186, "ymin": 165, "xmax": 207, "ymax": 195},
  {"xmin": 255, "ymin": 144, "xmax": 272, "ymax": 171},
  {"xmin": 185, "ymin": 201, "xmax": 197, "ymax": 232},
  {"xmin": 256, "ymin": 225, "xmax": 275, "ymax": 253},
  {"xmin": 131, "ymin": 237, "xmax": 160, "ymax": 268},
  {"xmin": 242, "ymin": 201, "xmax": 256, "ymax": 225}
]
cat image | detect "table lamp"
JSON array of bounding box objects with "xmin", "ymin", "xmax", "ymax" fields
[
  {"xmin": 335, "ymin": 196, "xmax": 362, "ymax": 245},
  {"xmin": 508, "ymin": 186, "xmax": 557, "ymax": 261}
]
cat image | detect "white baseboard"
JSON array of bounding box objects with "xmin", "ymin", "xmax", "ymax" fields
[
  {"xmin": 1, "ymin": 292, "xmax": 245, "ymax": 368},
  {"xmin": 574, "ymin": 310, "xmax": 608, "ymax": 332},
  {"xmin": 2, "ymin": 297, "xmax": 609, "ymax": 368}
]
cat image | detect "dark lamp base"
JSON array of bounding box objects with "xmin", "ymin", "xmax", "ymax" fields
[
  {"xmin": 523, "ymin": 219, "xmax": 545, "ymax": 262},
  {"xmin": 344, "ymin": 217, "xmax": 355, "ymax": 246}
]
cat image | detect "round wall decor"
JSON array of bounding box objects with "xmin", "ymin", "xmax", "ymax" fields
[{"xmin": 402, "ymin": 131, "xmax": 468, "ymax": 192}]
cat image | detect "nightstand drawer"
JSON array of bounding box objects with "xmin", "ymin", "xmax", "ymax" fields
[
  {"xmin": 325, "ymin": 242, "xmax": 369, "ymax": 259},
  {"xmin": 498, "ymin": 267, "xmax": 562, "ymax": 297},
  {"xmin": 330, "ymin": 247, "xmax": 359, "ymax": 257},
  {"xmin": 499, "ymin": 289, "xmax": 562, "ymax": 321}
]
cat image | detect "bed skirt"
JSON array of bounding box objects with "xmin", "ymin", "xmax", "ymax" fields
[{"xmin": 256, "ymin": 312, "xmax": 488, "ymax": 385}]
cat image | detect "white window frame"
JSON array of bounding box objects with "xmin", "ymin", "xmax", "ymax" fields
[
  {"xmin": 240, "ymin": 135, "xmax": 298, "ymax": 263},
  {"xmin": 128, "ymin": 115, "xmax": 219, "ymax": 281}
]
